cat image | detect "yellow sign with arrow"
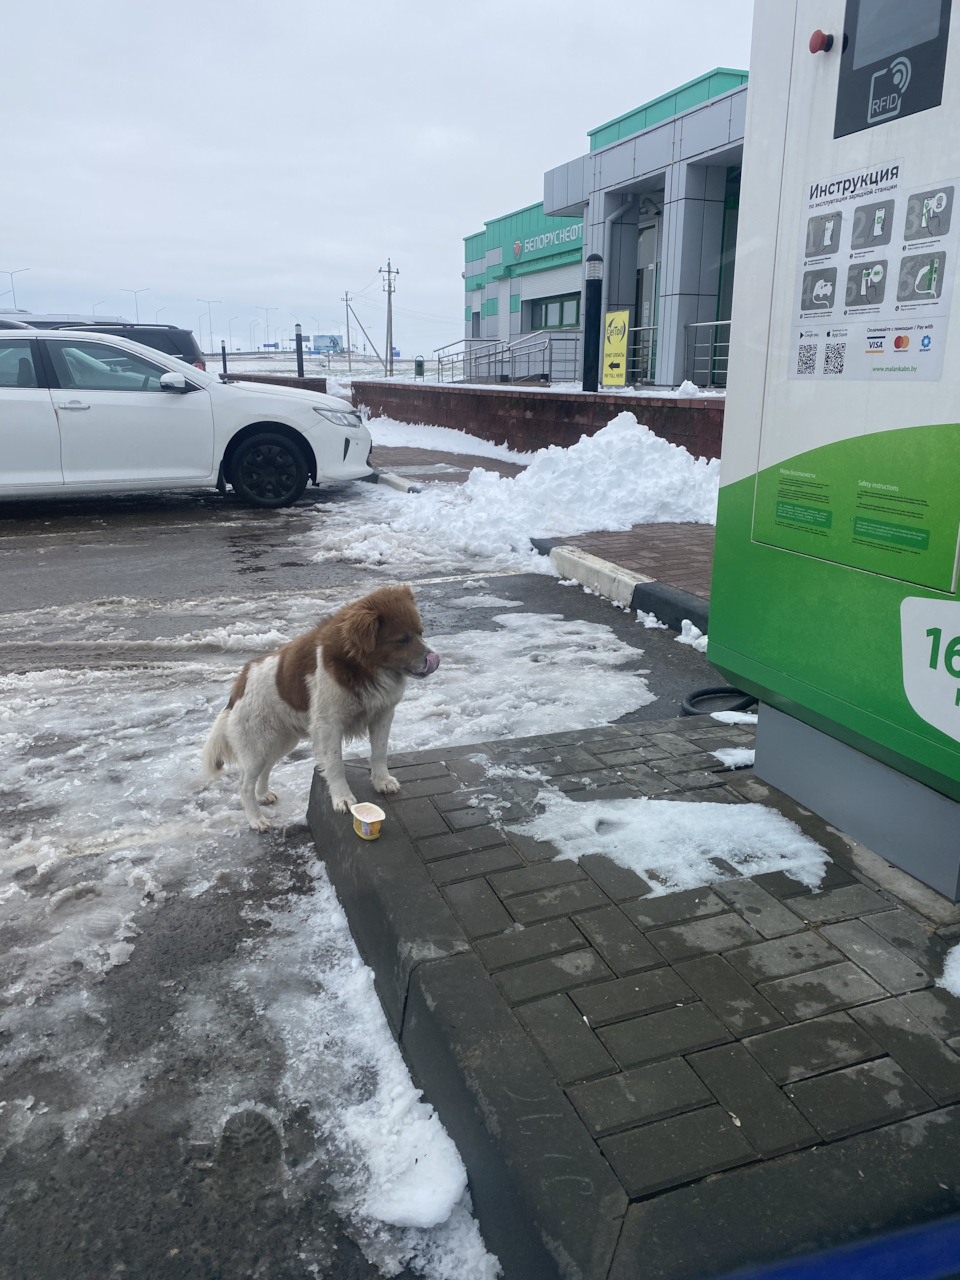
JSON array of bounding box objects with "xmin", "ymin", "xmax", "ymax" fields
[{"xmin": 601, "ymin": 310, "xmax": 629, "ymax": 386}]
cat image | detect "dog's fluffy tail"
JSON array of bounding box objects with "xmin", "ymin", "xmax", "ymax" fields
[{"xmin": 202, "ymin": 708, "xmax": 236, "ymax": 778}]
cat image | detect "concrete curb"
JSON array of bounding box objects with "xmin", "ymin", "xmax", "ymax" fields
[
  {"xmin": 307, "ymin": 765, "xmax": 627, "ymax": 1280},
  {"xmin": 362, "ymin": 469, "xmax": 422, "ymax": 493},
  {"xmin": 531, "ymin": 539, "xmax": 710, "ymax": 633}
]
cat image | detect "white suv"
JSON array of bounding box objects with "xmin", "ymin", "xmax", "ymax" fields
[{"xmin": 0, "ymin": 329, "xmax": 372, "ymax": 507}]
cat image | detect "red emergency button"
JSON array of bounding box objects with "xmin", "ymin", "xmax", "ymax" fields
[{"xmin": 809, "ymin": 29, "xmax": 835, "ymax": 53}]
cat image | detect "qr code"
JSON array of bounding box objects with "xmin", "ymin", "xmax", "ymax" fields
[
  {"xmin": 823, "ymin": 342, "xmax": 846, "ymax": 375},
  {"xmin": 796, "ymin": 343, "xmax": 817, "ymax": 375}
]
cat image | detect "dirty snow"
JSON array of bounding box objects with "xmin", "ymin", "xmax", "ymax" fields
[
  {"xmin": 507, "ymin": 788, "xmax": 828, "ymax": 894},
  {"xmin": 306, "ymin": 413, "xmax": 719, "ymax": 577},
  {"xmin": 711, "ymin": 710, "xmax": 759, "ymax": 725},
  {"xmin": 0, "ymin": 589, "xmax": 663, "ymax": 1277}
]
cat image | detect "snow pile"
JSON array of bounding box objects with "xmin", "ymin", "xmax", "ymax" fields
[
  {"xmin": 507, "ymin": 790, "xmax": 828, "ymax": 894},
  {"xmin": 711, "ymin": 710, "xmax": 759, "ymax": 725},
  {"xmin": 367, "ymin": 414, "xmax": 535, "ymax": 463},
  {"xmin": 675, "ymin": 619, "xmax": 709, "ymax": 652},
  {"xmin": 308, "ymin": 412, "xmax": 719, "ymax": 574},
  {"xmin": 939, "ymin": 945, "xmax": 960, "ymax": 999}
]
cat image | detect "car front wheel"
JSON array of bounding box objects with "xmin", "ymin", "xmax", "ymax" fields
[{"xmin": 230, "ymin": 433, "xmax": 308, "ymax": 508}]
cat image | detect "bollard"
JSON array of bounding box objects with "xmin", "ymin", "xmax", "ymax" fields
[
  {"xmin": 295, "ymin": 324, "xmax": 304, "ymax": 378},
  {"xmin": 221, "ymin": 341, "xmax": 227, "ymax": 375}
]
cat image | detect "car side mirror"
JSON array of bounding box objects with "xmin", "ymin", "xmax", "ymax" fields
[{"xmin": 160, "ymin": 370, "xmax": 187, "ymax": 391}]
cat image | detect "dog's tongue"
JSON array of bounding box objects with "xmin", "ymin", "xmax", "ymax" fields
[{"xmin": 424, "ymin": 651, "xmax": 440, "ymax": 676}]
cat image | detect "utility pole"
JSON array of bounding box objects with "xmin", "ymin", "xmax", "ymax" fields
[
  {"xmin": 342, "ymin": 291, "xmax": 353, "ymax": 371},
  {"xmin": 378, "ymin": 259, "xmax": 398, "ymax": 376}
]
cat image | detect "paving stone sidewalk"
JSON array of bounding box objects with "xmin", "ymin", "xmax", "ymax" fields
[{"xmin": 309, "ymin": 716, "xmax": 960, "ymax": 1280}]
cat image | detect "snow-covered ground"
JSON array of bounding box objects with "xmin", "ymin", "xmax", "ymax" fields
[
  {"xmin": 302, "ymin": 413, "xmax": 719, "ymax": 578},
  {"xmin": 0, "ymin": 586, "xmax": 660, "ymax": 1278}
]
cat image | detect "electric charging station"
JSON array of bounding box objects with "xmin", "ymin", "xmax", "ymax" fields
[{"xmin": 709, "ymin": 1, "xmax": 960, "ymax": 899}]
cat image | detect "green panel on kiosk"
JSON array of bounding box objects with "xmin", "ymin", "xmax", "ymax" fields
[{"xmin": 751, "ymin": 423, "xmax": 960, "ymax": 592}]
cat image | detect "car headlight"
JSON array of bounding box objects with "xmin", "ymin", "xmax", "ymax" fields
[{"xmin": 313, "ymin": 407, "xmax": 362, "ymax": 428}]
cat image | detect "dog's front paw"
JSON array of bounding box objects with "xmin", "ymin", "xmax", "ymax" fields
[
  {"xmin": 257, "ymin": 790, "xmax": 278, "ymax": 805},
  {"xmin": 249, "ymin": 816, "xmax": 271, "ymax": 833},
  {"xmin": 372, "ymin": 773, "xmax": 401, "ymax": 795},
  {"xmin": 330, "ymin": 790, "xmax": 357, "ymax": 813}
]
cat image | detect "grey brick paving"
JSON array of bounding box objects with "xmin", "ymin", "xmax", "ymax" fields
[
  {"xmin": 578, "ymin": 854, "xmax": 652, "ymax": 902},
  {"xmin": 476, "ymin": 918, "xmax": 584, "ymax": 970},
  {"xmin": 647, "ymin": 912, "xmax": 761, "ymax": 963},
  {"xmin": 321, "ymin": 717, "xmax": 960, "ymax": 1259},
  {"xmin": 599, "ymin": 1106, "xmax": 755, "ymax": 1197},
  {"xmin": 516, "ymin": 994, "xmax": 619, "ymax": 1084},
  {"xmin": 497, "ymin": 949, "xmax": 613, "ymax": 1004},
  {"xmin": 442, "ymin": 878, "xmax": 513, "ymax": 938},
  {"xmin": 786, "ymin": 884, "xmax": 891, "ymax": 924},
  {"xmin": 392, "ymin": 796, "xmax": 450, "ymax": 839},
  {"xmin": 820, "ymin": 919, "xmax": 932, "ymax": 993},
  {"xmin": 715, "ymin": 879, "xmax": 806, "ymax": 939},
  {"xmin": 864, "ymin": 908, "xmax": 949, "ymax": 975},
  {"xmin": 428, "ymin": 845, "xmax": 522, "ymax": 886},
  {"xmin": 568, "ymin": 1058, "xmax": 712, "ymax": 1136},
  {"xmin": 784, "ymin": 1058, "xmax": 935, "ymax": 1140},
  {"xmin": 743, "ymin": 1012, "xmax": 883, "ymax": 1084},
  {"xmin": 674, "ymin": 954, "xmax": 785, "ymax": 1036},
  {"xmin": 599, "ymin": 1003, "xmax": 733, "ymax": 1067},
  {"xmin": 726, "ymin": 932, "xmax": 843, "ymax": 984},
  {"xmin": 688, "ymin": 1043, "xmax": 818, "ymax": 1156},
  {"xmin": 624, "ymin": 888, "xmax": 727, "ymax": 930},
  {"xmin": 850, "ymin": 999, "xmax": 960, "ymax": 1104},
  {"xmin": 759, "ymin": 961, "xmax": 887, "ymax": 1022},
  {"xmin": 900, "ymin": 987, "xmax": 960, "ymax": 1040},
  {"xmin": 573, "ymin": 907, "xmax": 664, "ymax": 975},
  {"xmin": 571, "ymin": 969, "xmax": 692, "ymax": 1026},
  {"xmin": 507, "ymin": 880, "xmax": 611, "ymax": 924},
  {"xmin": 488, "ymin": 860, "xmax": 586, "ymax": 898}
]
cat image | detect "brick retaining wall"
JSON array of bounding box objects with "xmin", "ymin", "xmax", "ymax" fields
[
  {"xmin": 350, "ymin": 381, "xmax": 724, "ymax": 458},
  {"xmin": 221, "ymin": 372, "xmax": 328, "ymax": 393}
]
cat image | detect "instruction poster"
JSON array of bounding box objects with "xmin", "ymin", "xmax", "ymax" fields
[{"xmin": 789, "ymin": 162, "xmax": 958, "ymax": 382}]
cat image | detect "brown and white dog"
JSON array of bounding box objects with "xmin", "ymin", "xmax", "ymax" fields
[{"xmin": 202, "ymin": 585, "xmax": 439, "ymax": 830}]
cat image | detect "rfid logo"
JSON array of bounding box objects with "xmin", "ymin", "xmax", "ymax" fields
[
  {"xmin": 894, "ymin": 334, "xmax": 910, "ymax": 350},
  {"xmin": 868, "ymin": 56, "xmax": 911, "ymax": 125}
]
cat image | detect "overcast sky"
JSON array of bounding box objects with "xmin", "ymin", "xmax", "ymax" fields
[{"xmin": 4, "ymin": 0, "xmax": 754, "ymax": 355}]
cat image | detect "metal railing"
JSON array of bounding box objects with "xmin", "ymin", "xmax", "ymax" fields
[
  {"xmin": 684, "ymin": 319, "xmax": 731, "ymax": 388},
  {"xmin": 626, "ymin": 325, "xmax": 658, "ymax": 385},
  {"xmin": 435, "ymin": 331, "xmax": 581, "ymax": 385}
]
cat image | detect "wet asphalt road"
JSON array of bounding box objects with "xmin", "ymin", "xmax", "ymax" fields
[{"xmin": 0, "ymin": 483, "xmax": 719, "ymax": 1279}]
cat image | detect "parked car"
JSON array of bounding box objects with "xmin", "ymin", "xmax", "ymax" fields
[
  {"xmin": 5, "ymin": 317, "xmax": 206, "ymax": 370},
  {"xmin": 0, "ymin": 329, "xmax": 372, "ymax": 507}
]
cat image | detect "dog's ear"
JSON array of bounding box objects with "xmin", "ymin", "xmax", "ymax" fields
[{"xmin": 344, "ymin": 602, "xmax": 381, "ymax": 659}]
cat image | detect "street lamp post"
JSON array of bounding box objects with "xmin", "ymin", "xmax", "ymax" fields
[
  {"xmin": 0, "ymin": 268, "xmax": 29, "ymax": 310},
  {"xmin": 122, "ymin": 287, "xmax": 150, "ymax": 322},
  {"xmin": 249, "ymin": 319, "xmax": 260, "ymax": 350},
  {"xmin": 228, "ymin": 316, "xmax": 239, "ymax": 351},
  {"xmin": 258, "ymin": 306, "xmax": 276, "ymax": 348},
  {"xmin": 198, "ymin": 299, "xmax": 220, "ymax": 354},
  {"xmin": 92, "ymin": 300, "xmax": 106, "ymax": 316},
  {"xmin": 155, "ymin": 306, "xmax": 167, "ymax": 323}
]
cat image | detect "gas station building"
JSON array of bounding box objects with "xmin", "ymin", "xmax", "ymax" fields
[{"xmin": 464, "ymin": 68, "xmax": 748, "ymax": 387}]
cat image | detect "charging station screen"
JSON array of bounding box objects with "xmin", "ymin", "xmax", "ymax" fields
[
  {"xmin": 853, "ymin": 0, "xmax": 941, "ymax": 69},
  {"xmin": 835, "ymin": 0, "xmax": 951, "ymax": 137}
]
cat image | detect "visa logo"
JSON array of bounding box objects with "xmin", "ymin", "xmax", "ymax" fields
[{"xmin": 867, "ymin": 337, "xmax": 885, "ymax": 350}]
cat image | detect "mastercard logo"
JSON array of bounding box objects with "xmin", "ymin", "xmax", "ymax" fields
[{"xmin": 894, "ymin": 334, "xmax": 910, "ymax": 350}]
